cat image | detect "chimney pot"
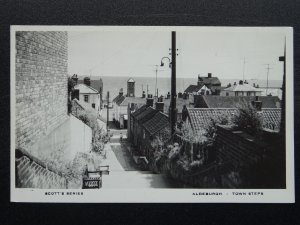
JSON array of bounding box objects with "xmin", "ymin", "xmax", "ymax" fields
[{"xmin": 208, "ymin": 73, "xmax": 212, "ymax": 78}]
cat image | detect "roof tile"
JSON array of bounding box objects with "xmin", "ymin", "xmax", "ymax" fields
[
  {"xmin": 142, "ymin": 112, "xmax": 170, "ymax": 136},
  {"xmin": 188, "ymin": 108, "xmax": 281, "ymax": 132}
]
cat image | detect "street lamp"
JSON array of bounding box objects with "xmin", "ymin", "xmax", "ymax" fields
[{"xmin": 160, "ymin": 57, "xmax": 171, "ymax": 68}]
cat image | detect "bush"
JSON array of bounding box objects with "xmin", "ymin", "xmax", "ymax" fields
[
  {"xmin": 181, "ymin": 121, "xmax": 207, "ymax": 143},
  {"xmin": 205, "ymin": 112, "xmax": 231, "ymax": 140},
  {"xmin": 232, "ymin": 101, "xmax": 262, "ymax": 135},
  {"xmin": 76, "ymin": 109, "xmax": 107, "ymax": 154}
]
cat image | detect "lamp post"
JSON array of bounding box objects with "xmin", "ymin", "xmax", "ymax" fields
[{"xmin": 160, "ymin": 31, "xmax": 177, "ymax": 136}]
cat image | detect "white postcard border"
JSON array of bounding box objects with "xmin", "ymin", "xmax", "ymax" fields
[{"xmin": 10, "ymin": 25, "xmax": 294, "ymax": 203}]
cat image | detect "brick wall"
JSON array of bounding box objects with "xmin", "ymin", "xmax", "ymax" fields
[{"xmin": 16, "ymin": 31, "xmax": 68, "ymax": 149}]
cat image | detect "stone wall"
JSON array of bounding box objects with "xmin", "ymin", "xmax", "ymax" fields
[{"xmin": 16, "ymin": 31, "xmax": 68, "ymax": 149}]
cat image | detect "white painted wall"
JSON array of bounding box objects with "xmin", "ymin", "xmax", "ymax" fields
[{"xmin": 79, "ymin": 93, "xmax": 101, "ymax": 112}]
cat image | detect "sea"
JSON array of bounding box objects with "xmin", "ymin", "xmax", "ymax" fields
[{"xmin": 83, "ymin": 76, "xmax": 283, "ymax": 100}]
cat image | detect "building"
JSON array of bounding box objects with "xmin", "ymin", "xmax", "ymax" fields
[
  {"xmin": 128, "ymin": 99, "xmax": 170, "ymax": 168},
  {"xmin": 184, "ymin": 73, "xmax": 221, "ymax": 105},
  {"xmin": 15, "ymin": 31, "xmax": 93, "ymax": 189},
  {"xmin": 112, "ymin": 79, "xmax": 146, "ymax": 128},
  {"xmin": 185, "ymin": 107, "xmax": 281, "ymax": 132},
  {"xmin": 155, "ymin": 96, "xmax": 190, "ymax": 121},
  {"xmin": 127, "ymin": 78, "xmax": 135, "ymax": 97},
  {"xmin": 194, "ymin": 95, "xmax": 281, "ymax": 109},
  {"xmin": 221, "ymin": 80, "xmax": 262, "ymax": 96},
  {"xmin": 74, "ymin": 82, "xmax": 101, "ymax": 113},
  {"xmin": 16, "ymin": 31, "xmax": 69, "ymax": 151},
  {"xmin": 185, "ymin": 73, "xmax": 221, "ymax": 95}
]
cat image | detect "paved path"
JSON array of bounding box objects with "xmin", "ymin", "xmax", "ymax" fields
[{"xmin": 100, "ymin": 136, "xmax": 180, "ymax": 188}]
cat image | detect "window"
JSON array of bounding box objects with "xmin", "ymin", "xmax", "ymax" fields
[
  {"xmin": 92, "ymin": 103, "xmax": 95, "ymax": 108},
  {"xmin": 84, "ymin": 95, "xmax": 89, "ymax": 102},
  {"xmin": 247, "ymin": 92, "xmax": 251, "ymax": 96},
  {"xmin": 226, "ymin": 92, "xmax": 229, "ymax": 96},
  {"xmin": 235, "ymin": 92, "xmax": 238, "ymax": 96}
]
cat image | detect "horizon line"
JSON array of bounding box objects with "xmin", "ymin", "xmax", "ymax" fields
[{"xmin": 71, "ymin": 75, "xmax": 283, "ymax": 81}]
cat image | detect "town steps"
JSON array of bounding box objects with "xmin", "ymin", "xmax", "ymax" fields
[{"xmin": 15, "ymin": 148, "xmax": 81, "ymax": 189}]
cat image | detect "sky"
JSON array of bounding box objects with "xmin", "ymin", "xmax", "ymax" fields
[{"xmin": 68, "ymin": 28, "xmax": 286, "ymax": 80}]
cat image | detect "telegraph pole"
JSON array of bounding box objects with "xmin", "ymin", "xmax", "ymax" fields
[
  {"xmin": 154, "ymin": 65, "xmax": 163, "ymax": 97},
  {"xmin": 170, "ymin": 31, "xmax": 177, "ymax": 136},
  {"xmin": 265, "ymin": 64, "xmax": 272, "ymax": 95},
  {"xmin": 242, "ymin": 57, "xmax": 246, "ymax": 81},
  {"xmin": 147, "ymin": 84, "xmax": 149, "ymax": 96},
  {"xmin": 106, "ymin": 91, "xmax": 109, "ymax": 131}
]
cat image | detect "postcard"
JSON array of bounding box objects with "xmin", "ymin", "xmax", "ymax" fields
[{"xmin": 11, "ymin": 26, "xmax": 294, "ymax": 202}]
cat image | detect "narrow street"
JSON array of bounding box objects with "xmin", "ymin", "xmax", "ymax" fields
[{"xmin": 99, "ymin": 130, "xmax": 180, "ymax": 188}]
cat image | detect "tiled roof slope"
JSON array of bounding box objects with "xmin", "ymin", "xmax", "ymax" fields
[
  {"xmin": 112, "ymin": 94, "xmax": 123, "ymax": 103},
  {"xmin": 142, "ymin": 112, "xmax": 170, "ymax": 136},
  {"xmin": 184, "ymin": 84, "xmax": 203, "ymax": 93},
  {"xmin": 74, "ymin": 83, "xmax": 99, "ymax": 94},
  {"xmin": 114, "ymin": 95, "xmax": 125, "ymax": 105},
  {"xmin": 188, "ymin": 108, "xmax": 281, "ymax": 132},
  {"xmin": 196, "ymin": 96, "xmax": 281, "ymax": 109},
  {"xmin": 135, "ymin": 106, "xmax": 157, "ymax": 124},
  {"xmin": 132, "ymin": 105, "xmax": 148, "ymax": 118},
  {"xmin": 199, "ymin": 76, "xmax": 221, "ymax": 86}
]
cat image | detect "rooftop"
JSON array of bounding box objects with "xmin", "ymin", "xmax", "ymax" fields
[
  {"xmin": 135, "ymin": 106, "xmax": 158, "ymax": 124},
  {"xmin": 74, "ymin": 83, "xmax": 99, "ymax": 94},
  {"xmin": 198, "ymin": 76, "xmax": 221, "ymax": 86},
  {"xmin": 113, "ymin": 94, "xmax": 125, "ymax": 105},
  {"xmin": 187, "ymin": 108, "xmax": 281, "ymax": 132},
  {"xmin": 119, "ymin": 97, "xmax": 146, "ymax": 106},
  {"xmin": 195, "ymin": 96, "xmax": 281, "ymax": 108},
  {"xmin": 224, "ymin": 83, "xmax": 262, "ymax": 92},
  {"xmin": 132, "ymin": 105, "xmax": 148, "ymax": 118},
  {"xmin": 127, "ymin": 78, "xmax": 135, "ymax": 83},
  {"xmin": 162, "ymin": 98, "xmax": 190, "ymax": 113},
  {"xmin": 142, "ymin": 111, "xmax": 170, "ymax": 136},
  {"xmin": 77, "ymin": 79, "xmax": 103, "ymax": 93},
  {"xmin": 184, "ymin": 84, "xmax": 204, "ymax": 93}
]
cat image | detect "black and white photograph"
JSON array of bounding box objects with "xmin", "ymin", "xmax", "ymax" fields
[{"xmin": 11, "ymin": 26, "xmax": 294, "ymax": 203}]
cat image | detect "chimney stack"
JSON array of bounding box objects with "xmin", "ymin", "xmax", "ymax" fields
[
  {"xmin": 146, "ymin": 94, "xmax": 154, "ymax": 107},
  {"xmin": 142, "ymin": 91, "xmax": 146, "ymax": 98},
  {"xmin": 239, "ymin": 80, "xmax": 244, "ymax": 85},
  {"xmin": 166, "ymin": 92, "xmax": 171, "ymax": 99},
  {"xmin": 72, "ymin": 74, "xmax": 78, "ymax": 85},
  {"xmin": 84, "ymin": 77, "xmax": 91, "ymax": 86},
  {"xmin": 155, "ymin": 96, "xmax": 164, "ymax": 112},
  {"xmin": 119, "ymin": 88, "xmax": 123, "ymax": 96},
  {"xmin": 208, "ymin": 73, "xmax": 212, "ymax": 78},
  {"xmin": 252, "ymin": 96, "xmax": 262, "ymax": 111}
]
